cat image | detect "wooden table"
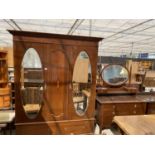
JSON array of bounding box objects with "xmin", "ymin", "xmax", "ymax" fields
[
  {"xmin": 113, "ymin": 115, "xmax": 155, "ymax": 135},
  {"xmin": 0, "ymin": 110, "xmax": 15, "ymax": 124},
  {"xmin": 0, "ymin": 110, "xmax": 15, "ymax": 134}
]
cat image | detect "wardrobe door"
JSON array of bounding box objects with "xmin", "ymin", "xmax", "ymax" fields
[
  {"xmin": 72, "ymin": 51, "xmax": 92, "ymax": 116},
  {"xmin": 44, "ymin": 44, "xmax": 69, "ymax": 121},
  {"xmin": 14, "ymin": 42, "xmax": 47, "ymax": 123}
]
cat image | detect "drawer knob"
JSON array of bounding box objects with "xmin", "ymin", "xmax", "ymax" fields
[
  {"xmin": 133, "ymin": 110, "xmax": 136, "ymax": 114},
  {"xmin": 112, "ymin": 112, "xmax": 115, "ymax": 115},
  {"xmin": 134, "ymin": 104, "xmax": 137, "ymax": 108}
]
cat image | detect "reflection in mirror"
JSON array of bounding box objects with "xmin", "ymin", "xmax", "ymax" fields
[
  {"xmin": 21, "ymin": 48, "xmax": 43, "ymax": 119},
  {"xmin": 102, "ymin": 65, "xmax": 129, "ymax": 86},
  {"xmin": 72, "ymin": 51, "xmax": 92, "ymax": 116}
]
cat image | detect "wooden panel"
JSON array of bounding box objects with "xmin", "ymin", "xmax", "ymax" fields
[
  {"xmin": 7, "ymin": 47, "xmax": 14, "ymax": 67},
  {"xmin": 0, "ymin": 47, "xmax": 14, "ymax": 67},
  {"xmin": 16, "ymin": 120, "xmax": 94, "ymax": 135},
  {"xmin": 43, "ymin": 44, "xmax": 70, "ymax": 121},
  {"xmin": 102, "ymin": 105, "xmax": 115, "ymax": 127},
  {"xmin": 147, "ymin": 103, "xmax": 155, "ymax": 114},
  {"xmin": 116, "ymin": 103, "xmax": 135, "ymax": 115},
  {"xmin": 135, "ymin": 103, "xmax": 146, "ymax": 114}
]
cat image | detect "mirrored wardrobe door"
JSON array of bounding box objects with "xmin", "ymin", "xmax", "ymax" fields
[
  {"xmin": 72, "ymin": 51, "xmax": 92, "ymax": 116},
  {"xmin": 21, "ymin": 48, "xmax": 44, "ymax": 119}
]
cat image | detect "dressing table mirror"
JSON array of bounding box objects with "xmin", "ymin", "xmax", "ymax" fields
[
  {"xmin": 96, "ymin": 64, "xmax": 137, "ymax": 94},
  {"xmin": 101, "ymin": 64, "xmax": 129, "ymax": 87}
]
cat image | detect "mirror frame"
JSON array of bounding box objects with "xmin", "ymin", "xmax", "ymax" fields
[{"xmin": 101, "ymin": 64, "xmax": 129, "ymax": 87}]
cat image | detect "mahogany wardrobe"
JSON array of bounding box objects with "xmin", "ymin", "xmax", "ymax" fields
[{"xmin": 9, "ymin": 30, "xmax": 102, "ymax": 135}]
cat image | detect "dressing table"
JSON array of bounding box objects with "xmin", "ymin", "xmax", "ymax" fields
[{"xmin": 96, "ymin": 64, "xmax": 155, "ymax": 133}]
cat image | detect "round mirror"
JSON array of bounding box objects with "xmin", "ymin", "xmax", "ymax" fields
[
  {"xmin": 72, "ymin": 51, "xmax": 92, "ymax": 116},
  {"xmin": 101, "ymin": 65, "xmax": 129, "ymax": 86},
  {"xmin": 21, "ymin": 48, "xmax": 44, "ymax": 119}
]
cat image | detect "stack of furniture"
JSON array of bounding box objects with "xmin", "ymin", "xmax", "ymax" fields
[
  {"xmin": 0, "ymin": 50, "xmax": 10, "ymax": 109},
  {"xmin": 126, "ymin": 60, "xmax": 153, "ymax": 85}
]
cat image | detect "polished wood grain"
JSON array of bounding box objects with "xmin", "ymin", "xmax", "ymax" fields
[
  {"xmin": 0, "ymin": 51, "xmax": 10, "ymax": 109},
  {"xmin": 9, "ymin": 30, "xmax": 102, "ymax": 135},
  {"xmin": 96, "ymin": 94, "xmax": 153, "ymax": 133},
  {"xmin": 113, "ymin": 115, "xmax": 155, "ymax": 135}
]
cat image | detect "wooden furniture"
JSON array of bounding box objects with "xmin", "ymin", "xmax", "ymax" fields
[
  {"xmin": 0, "ymin": 123, "xmax": 7, "ymax": 134},
  {"xmin": 0, "ymin": 110, "xmax": 15, "ymax": 124},
  {"xmin": 95, "ymin": 64, "xmax": 150, "ymax": 133},
  {"xmin": 96, "ymin": 95, "xmax": 147, "ymax": 133},
  {"xmin": 8, "ymin": 67, "xmax": 15, "ymax": 109},
  {"xmin": 96, "ymin": 64, "xmax": 138, "ymax": 94},
  {"xmin": 9, "ymin": 30, "xmax": 102, "ymax": 135},
  {"xmin": 0, "ymin": 50, "xmax": 11, "ymax": 109},
  {"xmin": 143, "ymin": 71, "xmax": 155, "ymax": 87},
  {"xmin": 96, "ymin": 93, "xmax": 155, "ymax": 133},
  {"xmin": 113, "ymin": 115, "xmax": 155, "ymax": 135},
  {"xmin": 0, "ymin": 110, "xmax": 15, "ymax": 134},
  {"xmin": 126, "ymin": 60, "xmax": 153, "ymax": 85}
]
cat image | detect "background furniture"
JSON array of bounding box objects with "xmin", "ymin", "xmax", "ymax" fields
[
  {"xmin": 0, "ymin": 50, "xmax": 11, "ymax": 109},
  {"xmin": 9, "ymin": 30, "xmax": 102, "ymax": 135},
  {"xmin": 113, "ymin": 115, "xmax": 155, "ymax": 135},
  {"xmin": 8, "ymin": 67, "xmax": 15, "ymax": 109},
  {"xmin": 0, "ymin": 110, "xmax": 15, "ymax": 134},
  {"xmin": 95, "ymin": 64, "xmax": 155, "ymax": 133},
  {"xmin": 96, "ymin": 94, "xmax": 155, "ymax": 133}
]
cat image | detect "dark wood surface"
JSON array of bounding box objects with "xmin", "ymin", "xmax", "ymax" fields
[
  {"xmin": 96, "ymin": 94, "xmax": 155, "ymax": 104},
  {"xmin": 96, "ymin": 94, "xmax": 155, "ymax": 133},
  {"xmin": 8, "ymin": 30, "xmax": 103, "ymax": 42},
  {"xmin": 113, "ymin": 115, "xmax": 155, "ymax": 135},
  {"xmin": 10, "ymin": 30, "xmax": 101, "ymax": 135}
]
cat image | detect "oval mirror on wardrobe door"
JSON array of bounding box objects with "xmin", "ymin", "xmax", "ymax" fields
[
  {"xmin": 72, "ymin": 51, "xmax": 92, "ymax": 116},
  {"xmin": 20, "ymin": 48, "xmax": 44, "ymax": 119}
]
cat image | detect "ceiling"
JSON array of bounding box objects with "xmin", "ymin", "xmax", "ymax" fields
[{"xmin": 1, "ymin": 19, "xmax": 155, "ymax": 57}]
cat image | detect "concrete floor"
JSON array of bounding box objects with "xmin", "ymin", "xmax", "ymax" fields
[{"xmin": 94, "ymin": 124, "xmax": 121, "ymax": 135}]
